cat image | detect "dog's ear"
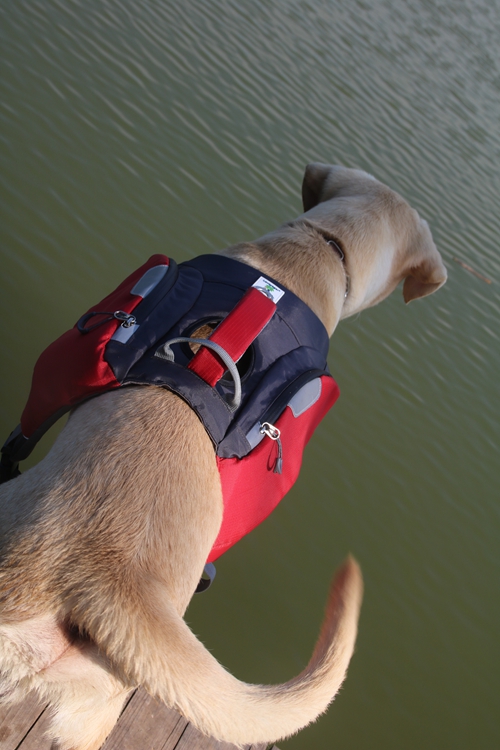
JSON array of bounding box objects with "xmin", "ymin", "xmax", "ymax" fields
[
  {"xmin": 403, "ymin": 253, "xmax": 448, "ymax": 302},
  {"xmin": 302, "ymin": 163, "xmax": 332, "ymax": 212}
]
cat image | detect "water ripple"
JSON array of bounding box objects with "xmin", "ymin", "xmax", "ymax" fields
[{"xmin": 2, "ymin": 2, "xmax": 499, "ymax": 748}]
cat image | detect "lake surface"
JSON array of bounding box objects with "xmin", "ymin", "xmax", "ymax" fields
[{"xmin": 1, "ymin": 1, "xmax": 499, "ymax": 747}]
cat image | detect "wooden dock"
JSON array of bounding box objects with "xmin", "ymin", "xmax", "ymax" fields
[{"xmin": 0, "ymin": 689, "xmax": 279, "ymax": 750}]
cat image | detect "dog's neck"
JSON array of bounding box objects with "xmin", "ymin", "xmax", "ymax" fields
[{"xmin": 218, "ymin": 237, "xmax": 347, "ymax": 336}]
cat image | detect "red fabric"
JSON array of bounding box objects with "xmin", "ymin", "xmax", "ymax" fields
[
  {"xmin": 207, "ymin": 375, "xmax": 340, "ymax": 562},
  {"xmin": 20, "ymin": 255, "xmax": 169, "ymax": 438},
  {"xmin": 188, "ymin": 287, "xmax": 276, "ymax": 385}
]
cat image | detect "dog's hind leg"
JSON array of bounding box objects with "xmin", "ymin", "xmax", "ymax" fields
[
  {"xmin": 0, "ymin": 615, "xmax": 72, "ymax": 702},
  {"xmin": 36, "ymin": 640, "xmax": 132, "ymax": 750},
  {"xmin": 1, "ymin": 617, "xmax": 130, "ymax": 750}
]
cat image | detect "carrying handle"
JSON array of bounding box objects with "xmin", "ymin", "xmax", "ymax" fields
[{"xmin": 155, "ymin": 337, "xmax": 242, "ymax": 412}]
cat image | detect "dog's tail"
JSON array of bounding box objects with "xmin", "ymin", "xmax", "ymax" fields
[{"xmin": 95, "ymin": 556, "xmax": 363, "ymax": 745}]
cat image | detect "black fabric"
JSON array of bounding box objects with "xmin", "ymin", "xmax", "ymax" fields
[{"xmin": 121, "ymin": 255, "xmax": 331, "ymax": 458}]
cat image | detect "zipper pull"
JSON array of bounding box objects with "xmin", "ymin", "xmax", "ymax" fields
[
  {"xmin": 113, "ymin": 310, "xmax": 137, "ymax": 328},
  {"xmin": 77, "ymin": 310, "xmax": 137, "ymax": 334},
  {"xmin": 260, "ymin": 421, "xmax": 283, "ymax": 474}
]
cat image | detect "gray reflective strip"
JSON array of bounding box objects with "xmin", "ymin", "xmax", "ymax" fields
[
  {"xmin": 111, "ymin": 264, "xmax": 168, "ymax": 344},
  {"xmin": 288, "ymin": 377, "xmax": 322, "ymax": 417},
  {"xmin": 245, "ymin": 377, "xmax": 323, "ymax": 447},
  {"xmin": 111, "ymin": 323, "xmax": 139, "ymax": 343},
  {"xmin": 130, "ymin": 264, "xmax": 168, "ymax": 297},
  {"xmin": 246, "ymin": 421, "xmax": 265, "ymax": 450},
  {"xmin": 204, "ymin": 562, "xmax": 216, "ymax": 583}
]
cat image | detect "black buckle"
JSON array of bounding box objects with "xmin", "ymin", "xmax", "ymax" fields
[
  {"xmin": 195, "ymin": 563, "xmax": 217, "ymax": 593},
  {"xmin": 0, "ymin": 425, "xmax": 26, "ymax": 484}
]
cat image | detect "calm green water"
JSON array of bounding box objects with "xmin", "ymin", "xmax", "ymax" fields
[{"xmin": 1, "ymin": 1, "xmax": 499, "ymax": 748}]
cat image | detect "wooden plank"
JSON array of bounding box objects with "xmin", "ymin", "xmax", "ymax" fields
[
  {"xmin": 14, "ymin": 707, "xmax": 53, "ymax": 750},
  {"xmin": 0, "ymin": 693, "xmax": 46, "ymax": 750},
  {"xmin": 0, "ymin": 689, "xmax": 280, "ymax": 750},
  {"xmin": 173, "ymin": 722, "xmax": 241, "ymax": 750},
  {"xmin": 172, "ymin": 721, "xmax": 278, "ymax": 750},
  {"xmin": 102, "ymin": 688, "xmax": 186, "ymax": 750},
  {"xmin": 103, "ymin": 688, "xmax": 279, "ymax": 750}
]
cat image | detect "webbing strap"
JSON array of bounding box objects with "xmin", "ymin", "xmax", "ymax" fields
[{"xmin": 187, "ymin": 287, "xmax": 276, "ymax": 386}]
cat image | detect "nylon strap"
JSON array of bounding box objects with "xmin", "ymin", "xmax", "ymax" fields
[{"xmin": 187, "ymin": 287, "xmax": 276, "ymax": 386}]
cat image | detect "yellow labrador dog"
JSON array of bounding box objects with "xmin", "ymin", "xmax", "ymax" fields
[{"xmin": 0, "ymin": 164, "xmax": 447, "ymax": 750}]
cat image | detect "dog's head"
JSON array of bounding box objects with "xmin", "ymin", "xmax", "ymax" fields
[
  {"xmin": 223, "ymin": 163, "xmax": 447, "ymax": 333},
  {"xmin": 301, "ymin": 163, "xmax": 447, "ymax": 319}
]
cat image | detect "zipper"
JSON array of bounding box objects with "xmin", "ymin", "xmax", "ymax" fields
[
  {"xmin": 256, "ymin": 368, "xmax": 331, "ymax": 475},
  {"xmin": 259, "ymin": 421, "xmax": 283, "ymax": 474},
  {"xmin": 77, "ymin": 260, "xmax": 179, "ymax": 338},
  {"xmin": 259, "ymin": 368, "xmax": 328, "ymax": 426}
]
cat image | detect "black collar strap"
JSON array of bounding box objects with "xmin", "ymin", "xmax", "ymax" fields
[{"xmin": 326, "ymin": 239, "xmax": 350, "ymax": 299}]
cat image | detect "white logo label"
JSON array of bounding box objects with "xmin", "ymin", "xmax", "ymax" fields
[{"xmin": 252, "ymin": 276, "xmax": 285, "ymax": 303}]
